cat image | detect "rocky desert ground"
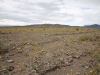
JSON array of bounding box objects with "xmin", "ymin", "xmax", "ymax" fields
[{"xmin": 0, "ymin": 27, "xmax": 100, "ymax": 75}]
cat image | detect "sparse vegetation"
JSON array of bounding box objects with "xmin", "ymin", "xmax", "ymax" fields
[
  {"xmin": 76, "ymin": 28, "xmax": 79, "ymax": 31},
  {"xmin": 78, "ymin": 34, "xmax": 100, "ymax": 41},
  {"xmin": 0, "ymin": 27, "xmax": 100, "ymax": 75},
  {"xmin": 0, "ymin": 42, "xmax": 7, "ymax": 54}
]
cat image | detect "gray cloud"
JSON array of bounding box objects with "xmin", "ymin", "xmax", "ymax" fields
[
  {"xmin": 0, "ymin": 0, "xmax": 100, "ymax": 26},
  {"xmin": 36, "ymin": 2, "xmax": 59, "ymax": 11}
]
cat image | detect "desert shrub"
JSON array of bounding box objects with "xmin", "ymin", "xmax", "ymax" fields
[
  {"xmin": 0, "ymin": 42, "xmax": 7, "ymax": 54},
  {"xmin": 78, "ymin": 34, "xmax": 100, "ymax": 41},
  {"xmin": 94, "ymin": 51, "xmax": 100, "ymax": 62},
  {"xmin": 94, "ymin": 68, "xmax": 100, "ymax": 74},
  {"xmin": 97, "ymin": 58, "xmax": 100, "ymax": 62},
  {"xmin": 90, "ymin": 68, "xmax": 100, "ymax": 75},
  {"xmin": 43, "ymin": 29, "xmax": 45, "ymax": 30},
  {"xmin": 76, "ymin": 28, "xmax": 79, "ymax": 31}
]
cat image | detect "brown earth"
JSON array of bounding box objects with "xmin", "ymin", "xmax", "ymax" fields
[{"xmin": 0, "ymin": 27, "xmax": 100, "ymax": 75}]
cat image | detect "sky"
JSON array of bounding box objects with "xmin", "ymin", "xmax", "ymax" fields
[{"xmin": 0, "ymin": 0, "xmax": 100, "ymax": 26}]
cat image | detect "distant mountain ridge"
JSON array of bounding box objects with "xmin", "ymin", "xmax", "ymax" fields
[
  {"xmin": 0, "ymin": 24, "xmax": 79, "ymax": 28},
  {"xmin": 84, "ymin": 24, "xmax": 100, "ymax": 28},
  {"xmin": 25, "ymin": 24, "xmax": 70, "ymax": 28},
  {"xmin": 24, "ymin": 24, "xmax": 80, "ymax": 28}
]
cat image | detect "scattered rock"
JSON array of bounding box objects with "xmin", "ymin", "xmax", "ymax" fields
[
  {"xmin": 0, "ymin": 68, "xmax": 8, "ymax": 73},
  {"xmin": 31, "ymin": 69, "xmax": 36, "ymax": 73},
  {"xmin": 71, "ymin": 52, "xmax": 74, "ymax": 55},
  {"xmin": 67, "ymin": 56, "xmax": 73, "ymax": 58},
  {"xmin": 98, "ymin": 42, "xmax": 100, "ymax": 46},
  {"xmin": 73, "ymin": 55, "xmax": 80, "ymax": 59},
  {"xmin": 59, "ymin": 57, "xmax": 64, "ymax": 61},
  {"xmin": 5, "ymin": 53, "xmax": 9, "ymax": 57},
  {"xmin": 7, "ymin": 59, "xmax": 14, "ymax": 63},
  {"xmin": 18, "ymin": 50, "xmax": 23, "ymax": 53},
  {"xmin": 85, "ymin": 66, "xmax": 89, "ymax": 69},
  {"xmin": 8, "ymin": 73, "xmax": 12, "ymax": 75},
  {"xmin": 73, "ymin": 65, "xmax": 76, "ymax": 67},
  {"xmin": 76, "ymin": 72, "xmax": 80, "ymax": 75},
  {"xmin": 12, "ymin": 47, "xmax": 16, "ymax": 50},
  {"xmin": 7, "ymin": 66, "xmax": 14, "ymax": 71},
  {"xmin": 26, "ymin": 42, "xmax": 31, "ymax": 45},
  {"xmin": 36, "ymin": 64, "xmax": 57, "ymax": 75},
  {"xmin": 5, "ymin": 53, "xmax": 10, "ymax": 60},
  {"xmin": 0, "ymin": 56, "xmax": 2, "ymax": 59},
  {"xmin": 88, "ymin": 59, "xmax": 96, "ymax": 67},
  {"xmin": 89, "ymin": 59, "xmax": 94, "ymax": 63},
  {"xmin": 82, "ymin": 53, "xmax": 86, "ymax": 56},
  {"xmin": 65, "ymin": 62, "xmax": 71, "ymax": 66},
  {"xmin": 82, "ymin": 52, "xmax": 89, "ymax": 57},
  {"xmin": 9, "ymin": 53, "xmax": 15, "ymax": 56},
  {"xmin": 67, "ymin": 56, "xmax": 73, "ymax": 63},
  {"xmin": 34, "ymin": 73, "xmax": 39, "ymax": 75},
  {"xmin": 80, "ymin": 64, "xmax": 84, "ymax": 67},
  {"xmin": 27, "ymin": 43, "xmax": 30, "ymax": 45},
  {"xmin": 1, "ymin": 69, "xmax": 8, "ymax": 74},
  {"xmin": 17, "ymin": 47, "xmax": 21, "ymax": 50},
  {"xmin": 5, "ymin": 56, "xmax": 10, "ymax": 60}
]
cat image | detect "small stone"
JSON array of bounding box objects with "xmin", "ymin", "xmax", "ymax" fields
[
  {"xmin": 5, "ymin": 53, "xmax": 9, "ymax": 57},
  {"xmin": 18, "ymin": 50, "xmax": 23, "ymax": 53},
  {"xmin": 89, "ymin": 59, "xmax": 94, "ymax": 63},
  {"xmin": 59, "ymin": 57, "xmax": 63, "ymax": 61},
  {"xmin": 7, "ymin": 59, "xmax": 14, "ymax": 63},
  {"xmin": 78, "ymin": 69, "xmax": 81, "ymax": 71},
  {"xmin": 9, "ymin": 74, "xmax": 12, "ymax": 75},
  {"xmin": 67, "ymin": 56, "xmax": 73, "ymax": 63},
  {"xmin": 76, "ymin": 72, "xmax": 80, "ymax": 75},
  {"xmin": 73, "ymin": 65, "xmax": 76, "ymax": 67},
  {"xmin": 67, "ymin": 56, "xmax": 73, "ymax": 58},
  {"xmin": 80, "ymin": 64, "xmax": 84, "ymax": 67},
  {"xmin": 27, "ymin": 43, "xmax": 30, "ymax": 45},
  {"xmin": 85, "ymin": 66, "xmax": 89, "ymax": 69},
  {"xmin": 0, "ymin": 56, "xmax": 2, "ymax": 59},
  {"xmin": 1, "ymin": 68, "xmax": 8, "ymax": 74},
  {"xmin": 31, "ymin": 70, "xmax": 36, "ymax": 73},
  {"xmin": 73, "ymin": 55, "xmax": 80, "ymax": 59},
  {"xmin": 82, "ymin": 54, "xmax": 86, "ymax": 56},
  {"xmin": 2, "ymin": 68, "xmax": 7, "ymax": 71},
  {"xmin": 63, "ymin": 69, "xmax": 65, "ymax": 71},
  {"xmin": 7, "ymin": 66, "xmax": 14, "ymax": 71},
  {"xmin": 2, "ymin": 69, "xmax": 8, "ymax": 73},
  {"xmin": 82, "ymin": 52, "xmax": 88, "ymax": 57},
  {"xmin": 26, "ymin": 42, "xmax": 30, "ymax": 45},
  {"xmin": 65, "ymin": 62, "xmax": 71, "ymax": 66},
  {"xmin": 5, "ymin": 57, "xmax": 10, "ymax": 60},
  {"xmin": 9, "ymin": 53, "xmax": 15, "ymax": 56},
  {"xmin": 17, "ymin": 47, "xmax": 21, "ymax": 50},
  {"xmin": 12, "ymin": 47, "xmax": 16, "ymax": 50},
  {"xmin": 34, "ymin": 73, "xmax": 39, "ymax": 75}
]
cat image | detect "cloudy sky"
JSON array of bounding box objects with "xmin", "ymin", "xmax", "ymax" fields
[{"xmin": 0, "ymin": 0, "xmax": 100, "ymax": 26}]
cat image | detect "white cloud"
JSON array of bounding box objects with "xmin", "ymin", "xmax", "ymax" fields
[
  {"xmin": 0, "ymin": 19, "xmax": 27, "ymax": 26},
  {"xmin": 0, "ymin": 0, "xmax": 100, "ymax": 26}
]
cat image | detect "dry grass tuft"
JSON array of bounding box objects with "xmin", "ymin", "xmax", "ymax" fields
[
  {"xmin": 78, "ymin": 34, "xmax": 100, "ymax": 41},
  {"xmin": 0, "ymin": 42, "xmax": 7, "ymax": 54}
]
